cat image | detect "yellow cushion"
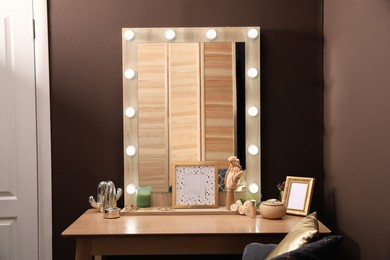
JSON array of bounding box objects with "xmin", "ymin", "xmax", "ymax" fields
[{"xmin": 265, "ymin": 212, "xmax": 319, "ymax": 259}]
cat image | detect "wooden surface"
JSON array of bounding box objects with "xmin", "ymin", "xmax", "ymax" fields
[
  {"xmin": 138, "ymin": 43, "xmax": 169, "ymax": 191},
  {"xmin": 203, "ymin": 42, "xmax": 236, "ymax": 169},
  {"xmin": 169, "ymin": 42, "xmax": 201, "ymax": 162},
  {"xmin": 62, "ymin": 209, "xmax": 331, "ymax": 259}
]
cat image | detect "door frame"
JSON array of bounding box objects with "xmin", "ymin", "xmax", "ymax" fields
[{"xmin": 33, "ymin": 0, "xmax": 52, "ymax": 259}]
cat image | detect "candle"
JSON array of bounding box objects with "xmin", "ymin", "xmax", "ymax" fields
[{"xmin": 136, "ymin": 186, "xmax": 152, "ymax": 208}]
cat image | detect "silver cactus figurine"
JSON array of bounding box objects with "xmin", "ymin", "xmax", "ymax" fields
[{"xmin": 89, "ymin": 180, "xmax": 122, "ymax": 218}]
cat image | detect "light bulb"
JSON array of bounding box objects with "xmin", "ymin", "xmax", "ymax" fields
[
  {"xmin": 206, "ymin": 29, "xmax": 217, "ymax": 40},
  {"xmin": 247, "ymin": 68, "xmax": 259, "ymax": 78},
  {"xmin": 248, "ymin": 144, "xmax": 259, "ymax": 155},
  {"xmin": 126, "ymin": 183, "xmax": 137, "ymax": 195},
  {"xmin": 248, "ymin": 106, "xmax": 259, "ymax": 117},
  {"xmin": 248, "ymin": 182, "xmax": 259, "ymax": 194},
  {"xmin": 124, "ymin": 30, "xmax": 135, "ymax": 41},
  {"xmin": 125, "ymin": 107, "xmax": 136, "ymax": 118},
  {"xmin": 165, "ymin": 29, "xmax": 176, "ymax": 41},
  {"xmin": 247, "ymin": 29, "xmax": 259, "ymax": 39},
  {"xmin": 124, "ymin": 69, "xmax": 136, "ymax": 79},
  {"xmin": 126, "ymin": 145, "xmax": 136, "ymax": 156}
]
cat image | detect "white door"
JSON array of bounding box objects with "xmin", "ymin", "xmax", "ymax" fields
[{"xmin": 0, "ymin": 0, "xmax": 39, "ymax": 259}]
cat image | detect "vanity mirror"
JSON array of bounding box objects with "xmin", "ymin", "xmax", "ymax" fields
[{"xmin": 122, "ymin": 27, "xmax": 260, "ymax": 208}]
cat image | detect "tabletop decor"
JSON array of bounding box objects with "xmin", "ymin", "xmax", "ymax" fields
[
  {"xmin": 259, "ymin": 199, "xmax": 287, "ymax": 219},
  {"xmin": 88, "ymin": 180, "xmax": 122, "ymax": 218},
  {"xmin": 230, "ymin": 199, "xmax": 249, "ymax": 215},
  {"xmin": 136, "ymin": 186, "xmax": 152, "ymax": 208},
  {"xmin": 172, "ymin": 161, "xmax": 218, "ymax": 208},
  {"xmin": 282, "ymin": 176, "xmax": 315, "ymax": 216},
  {"xmin": 277, "ymin": 180, "xmax": 285, "ymax": 201},
  {"xmin": 224, "ymin": 156, "xmax": 244, "ymax": 210}
]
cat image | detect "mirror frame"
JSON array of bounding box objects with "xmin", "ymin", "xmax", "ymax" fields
[{"xmin": 122, "ymin": 27, "xmax": 261, "ymax": 207}]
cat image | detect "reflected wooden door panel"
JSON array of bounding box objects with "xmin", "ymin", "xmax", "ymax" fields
[
  {"xmin": 138, "ymin": 43, "xmax": 169, "ymax": 191},
  {"xmin": 203, "ymin": 42, "xmax": 236, "ymax": 170},
  {"xmin": 169, "ymin": 43, "xmax": 202, "ymax": 164}
]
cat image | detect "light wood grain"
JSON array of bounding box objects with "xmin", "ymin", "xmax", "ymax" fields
[
  {"xmin": 203, "ymin": 42, "xmax": 236, "ymax": 169},
  {"xmin": 63, "ymin": 209, "xmax": 331, "ymax": 236},
  {"xmin": 169, "ymin": 43, "xmax": 202, "ymax": 163},
  {"xmin": 138, "ymin": 43, "xmax": 169, "ymax": 192},
  {"xmin": 63, "ymin": 209, "xmax": 331, "ymax": 259}
]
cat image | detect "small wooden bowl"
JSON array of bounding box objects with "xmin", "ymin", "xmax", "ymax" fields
[{"xmin": 259, "ymin": 199, "xmax": 287, "ymax": 219}]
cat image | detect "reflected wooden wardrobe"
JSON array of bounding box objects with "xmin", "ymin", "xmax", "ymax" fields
[{"xmin": 137, "ymin": 42, "xmax": 236, "ymax": 192}]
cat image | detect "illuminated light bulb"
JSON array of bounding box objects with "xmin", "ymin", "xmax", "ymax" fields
[
  {"xmin": 248, "ymin": 106, "xmax": 259, "ymax": 117},
  {"xmin": 124, "ymin": 69, "xmax": 136, "ymax": 79},
  {"xmin": 247, "ymin": 68, "xmax": 259, "ymax": 78},
  {"xmin": 124, "ymin": 30, "xmax": 135, "ymax": 41},
  {"xmin": 125, "ymin": 107, "xmax": 136, "ymax": 118},
  {"xmin": 206, "ymin": 29, "xmax": 217, "ymax": 40},
  {"xmin": 247, "ymin": 29, "xmax": 259, "ymax": 39},
  {"xmin": 126, "ymin": 145, "xmax": 136, "ymax": 156},
  {"xmin": 126, "ymin": 183, "xmax": 137, "ymax": 195},
  {"xmin": 165, "ymin": 29, "xmax": 176, "ymax": 41},
  {"xmin": 248, "ymin": 144, "xmax": 259, "ymax": 155},
  {"xmin": 248, "ymin": 182, "xmax": 259, "ymax": 194}
]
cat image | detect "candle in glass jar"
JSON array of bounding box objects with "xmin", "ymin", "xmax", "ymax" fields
[{"xmin": 136, "ymin": 186, "xmax": 152, "ymax": 208}]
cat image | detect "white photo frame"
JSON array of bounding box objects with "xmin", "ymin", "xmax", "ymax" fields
[
  {"xmin": 282, "ymin": 176, "xmax": 315, "ymax": 216},
  {"xmin": 172, "ymin": 161, "xmax": 218, "ymax": 209}
]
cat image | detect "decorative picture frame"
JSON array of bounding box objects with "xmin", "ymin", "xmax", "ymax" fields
[
  {"xmin": 282, "ymin": 176, "xmax": 315, "ymax": 216},
  {"xmin": 172, "ymin": 161, "xmax": 218, "ymax": 209}
]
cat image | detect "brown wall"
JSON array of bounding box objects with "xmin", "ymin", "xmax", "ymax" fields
[
  {"xmin": 49, "ymin": 1, "xmax": 323, "ymax": 259},
  {"xmin": 324, "ymin": 1, "xmax": 390, "ymax": 259}
]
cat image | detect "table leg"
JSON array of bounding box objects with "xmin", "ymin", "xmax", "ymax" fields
[{"xmin": 75, "ymin": 238, "xmax": 92, "ymax": 260}]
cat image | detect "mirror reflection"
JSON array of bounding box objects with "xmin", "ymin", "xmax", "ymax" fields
[{"xmin": 137, "ymin": 42, "xmax": 246, "ymax": 192}]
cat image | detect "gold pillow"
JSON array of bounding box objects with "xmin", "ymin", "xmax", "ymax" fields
[{"xmin": 265, "ymin": 212, "xmax": 319, "ymax": 259}]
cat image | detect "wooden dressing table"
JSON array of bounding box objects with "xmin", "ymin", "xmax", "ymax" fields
[{"xmin": 62, "ymin": 208, "xmax": 331, "ymax": 260}]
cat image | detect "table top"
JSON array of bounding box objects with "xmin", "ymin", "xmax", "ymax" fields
[{"xmin": 62, "ymin": 209, "xmax": 331, "ymax": 237}]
